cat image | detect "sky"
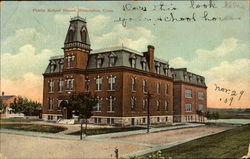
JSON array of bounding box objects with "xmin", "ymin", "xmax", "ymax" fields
[{"xmin": 1, "ymin": 1, "xmax": 249, "ymax": 108}]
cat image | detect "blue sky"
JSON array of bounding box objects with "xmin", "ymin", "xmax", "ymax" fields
[{"xmin": 1, "ymin": 1, "xmax": 249, "ymax": 108}]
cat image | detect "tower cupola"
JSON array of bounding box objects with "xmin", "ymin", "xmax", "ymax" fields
[{"xmin": 63, "ymin": 16, "xmax": 91, "ymax": 51}]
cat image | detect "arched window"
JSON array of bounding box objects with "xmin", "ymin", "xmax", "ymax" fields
[{"xmin": 80, "ymin": 27, "xmax": 86, "ymax": 43}]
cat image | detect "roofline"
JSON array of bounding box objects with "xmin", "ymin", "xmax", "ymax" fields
[{"xmin": 91, "ymin": 46, "xmax": 143, "ymax": 56}]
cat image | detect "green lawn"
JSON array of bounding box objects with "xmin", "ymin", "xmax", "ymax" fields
[
  {"xmin": 68, "ymin": 126, "xmax": 147, "ymax": 136},
  {"xmin": 150, "ymin": 123, "xmax": 185, "ymax": 128},
  {"xmin": 140, "ymin": 124, "xmax": 250, "ymax": 159},
  {"xmin": 0, "ymin": 118, "xmax": 42, "ymax": 122},
  {"xmin": 219, "ymin": 113, "xmax": 250, "ymax": 119},
  {"xmin": 1, "ymin": 124, "xmax": 67, "ymax": 133}
]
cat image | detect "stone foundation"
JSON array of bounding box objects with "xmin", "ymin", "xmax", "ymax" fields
[
  {"xmin": 174, "ymin": 114, "xmax": 207, "ymax": 123},
  {"xmin": 88, "ymin": 115, "xmax": 173, "ymax": 126}
]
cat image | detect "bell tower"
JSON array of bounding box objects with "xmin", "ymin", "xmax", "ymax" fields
[{"xmin": 62, "ymin": 16, "xmax": 91, "ymax": 70}]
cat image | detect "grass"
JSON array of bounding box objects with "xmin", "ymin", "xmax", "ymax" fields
[
  {"xmin": 0, "ymin": 118, "xmax": 42, "ymax": 122},
  {"xmin": 68, "ymin": 126, "xmax": 147, "ymax": 136},
  {"xmin": 219, "ymin": 113, "xmax": 250, "ymax": 119},
  {"xmin": 150, "ymin": 123, "xmax": 186, "ymax": 128},
  {"xmin": 141, "ymin": 124, "xmax": 250, "ymax": 159},
  {"xmin": 0, "ymin": 124, "xmax": 67, "ymax": 133}
]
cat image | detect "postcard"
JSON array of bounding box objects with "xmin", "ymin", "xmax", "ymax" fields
[{"xmin": 0, "ymin": 1, "xmax": 249, "ymax": 159}]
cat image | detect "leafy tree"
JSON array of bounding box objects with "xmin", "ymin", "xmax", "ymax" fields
[
  {"xmin": 68, "ymin": 92, "xmax": 97, "ymax": 140},
  {"xmin": 205, "ymin": 111, "xmax": 211, "ymax": 120},
  {"xmin": 0, "ymin": 99, "xmax": 7, "ymax": 113},
  {"xmin": 10, "ymin": 96, "xmax": 41, "ymax": 116}
]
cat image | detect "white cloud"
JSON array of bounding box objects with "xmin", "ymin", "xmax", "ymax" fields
[
  {"xmin": 89, "ymin": 15, "xmax": 111, "ymax": 32},
  {"xmin": 92, "ymin": 24, "xmax": 155, "ymax": 51},
  {"xmin": 2, "ymin": 73, "xmax": 43, "ymax": 102},
  {"xmin": 1, "ymin": 44, "xmax": 54, "ymax": 80},
  {"xmin": 2, "ymin": 28, "xmax": 49, "ymax": 53},
  {"xmin": 204, "ymin": 58, "xmax": 250, "ymax": 82},
  {"xmin": 169, "ymin": 57, "xmax": 188, "ymax": 68},
  {"xmin": 196, "ymin": 37, "xmax": 238, "ymax": 57}
]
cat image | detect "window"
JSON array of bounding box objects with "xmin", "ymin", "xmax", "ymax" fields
[
  {"xmin": 111, "ymin": 118, "xmax": 114, "ymax": 124},
  {"xmin": 80, "ymin": 27, "xmax": 86, "ymax": 43},
  {"xmin": 131, "ymin": 77, "xmax": 136, "ymax": 92},
  {"xmin": 108, "ymin": 75, "xmax": 116, "ymax": 91},
  {"xmin": 155, "ymin": 62, "xmax": 160, "ymax": 74},
  {"xmin": 66, "ymin": 79, "xmax": 74, "ymax": 90},
  {"xmin": 164, "ymin": 100, "xmax": 168, "ymax": 111},
  {"xmin": 49, "ymin": 80, "xmax": 54, "ymax": 93},
  {"xmin": 157, "ymin": 82, "xmax": 160, "ymax": 94},
  {"xmin": 185, "ymin": 103, "xmax": 192, "ymax": 112},
  {"xmin": 85, "ymin": 78, "xmax": 90, "ymax": 92},
  {"xmin": 142, "ymin": 61, "xmax": 146, "ymax": 71},
  {"xmin": 97, "ymin": 58, "xmax": 102, "ymax": 68},
  {"xmin": 157, "ymin": 117, "xmax": 160, "ymax": 123},
  {"xmin": 59, "ymin": 59, "xmax": 64, "ymax": 72},
  {"xmin": 109, "ymin": 52, "xmax": 117, "ymax": 67},
  {"xmin": 58, "ymin": 80, "xmax": 64, "ymax": 92},
  {"xmin": 185, "ymin": 89, "xmax": 192, "ymax": 98},
  {"xmin": 66, "ymin": 55, "xmax": 75, "ymax": 68},
  {"xmin": 156, "ymin": 100, "xmax": 160, "ymax": 111},
  {"xmin": 131, "ymin": 59, "xmax": 136, "ymax": 68},
  {"xmin": 107, "ymin": 96, "xmax": 115, "ymax": 112},
  {"xmin": 198, "ymin": 104, "xmax": 204, "ymax": 111},
  {"xmin": 48, "ymin": 98, "xmax": 53, "ymax": 110},
  {"xmin": 143, "ymin": 118, "xmax": 146, "ymax": 124},
  {"xmin": 96, "ymin": 76, "xmax": 102, "ymax": 91},
  {"xmin": 131, "ymin": 97, "xmax": 136, "ymax": 111},
  {"xmin": 142, "ymin": 99, "xmax": 147, "ymax": 111},
  {"xmin": 109, "ymin": 57, "xmax": 115, "ymax": 67},
  {"xmin": 198, "ymin": 92, "xmax": 205, "ymax": 100},
  {"xmin": 166, "ymin": 116, "xmax": 168, "ymax": 122},
  {"xmin": 165, "ymin": 84, "xmax": 169, "ymax": 95},
  {"xmin": 94, "ymin": 97, "xmax": 101, "ymax": 112},
  {"xmin": 50, "ymin": 61, "xmax": 56, "ymax": 73},
  {"xmin": 143, "ymin": 80, "xmax": 147, "ymax": 93}
]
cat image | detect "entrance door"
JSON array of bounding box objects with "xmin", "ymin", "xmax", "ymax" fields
[{"xmin": 131, "ymin": 118, "xmax": 135, "ymax": 125}]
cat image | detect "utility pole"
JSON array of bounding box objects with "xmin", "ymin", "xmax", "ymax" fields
[{"xmin": 147, "ymin": 91, "xmax": 153, "ymax": 133}]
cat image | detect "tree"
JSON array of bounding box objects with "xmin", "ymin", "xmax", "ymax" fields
[
  {"xmin": 10, "ymin": 96, "xmax": 41, "ymax": 116},
  {"xmin": 0, "ymin": 99, "xmax": 7, "ymax": 113},
  {"xmin": 68, "ymin": 92, "xmax": 97, "ymax": 140},
  {"xmin": 205, "ymin": 111, "xmax": 211, "ymax": 120},
  {"xmin": 196, "ymin": 109, "xmax": 203, "ymax": 122}
]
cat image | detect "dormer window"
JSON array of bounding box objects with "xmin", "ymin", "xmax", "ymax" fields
[
  {"xmin": 108, "ymin": 52, "xmax": 117, "ymax": 67},
  {"xmin": 59, "ymin": 59, "xmax": 64, "ymax": 72},
  {"xmin": 155, "ymin": 62, "xmax": 160, "ymax": 74},
  {"xmin": 141, "ymin": 57, "xmax": 147, "ymax": 71},
  {"xmin": 163, "ymin": 63, "xmax": 169, "ymax": 76},
  {"xmin": 80, "ymin": 27, "xmax": 86, "ymax": 43},
  {"xmin": 68, "ymin": 25, "xmax": 75, "ymax": 42},
  {"xmin": 189, "ymin": 74, "xmax": 192, "ymax": 81},
  {"xmin": 96, "ymin": 54, "xmax": 104, "ymax": 68},
  {"xmin": 130, "ymin": 54, "xmax": 136, "ymax": 68}
]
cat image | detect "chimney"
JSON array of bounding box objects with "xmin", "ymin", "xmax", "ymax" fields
[
  {"xmin": 2, "ymin": 92, "xmax": 4, "ymax": 96},
  {"xmin": 147, "ymin": 45, "xmax": 155, "ymax": 73}
]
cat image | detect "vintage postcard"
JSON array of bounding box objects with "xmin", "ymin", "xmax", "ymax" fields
[{"xmin": 0, "ymin": 0, "xmax": 249, "ymax": 159}]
